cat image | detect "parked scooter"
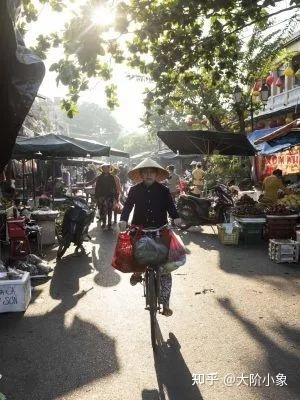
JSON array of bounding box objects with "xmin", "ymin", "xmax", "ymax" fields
[
  {"xmin": 177, "ymin": 184, "xmax": 234, "ymax": 230},
  {"xmin": 57, "ymin": 196, "xmax": 95, "ymax": 259}
]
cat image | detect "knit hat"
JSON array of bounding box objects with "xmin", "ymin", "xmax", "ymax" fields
[{"xmin": 128, "ymin": 158, "xmax": 169, "ymax": 183}]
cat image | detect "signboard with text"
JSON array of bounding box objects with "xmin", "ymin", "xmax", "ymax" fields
[{"xmin": 254, "ymin": 146, "xmax": 300, "ymax": 181}]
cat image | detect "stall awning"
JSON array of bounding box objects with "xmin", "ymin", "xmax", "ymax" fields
[
  {"xmin": 12, "ymin": 134, "xmax": 110, "ymax": 159},
  {"xmin": 157, "ymin": 130, "xmax": 256, "ymax": 156},
  {"xmin": 154, "ymin": 149, "xmax": 202, "ymax": 160},
  {"xmin": 254, "ymin": 119, "xmax": 300, "ymax": 144},
  {"xmin": 110, "ymin": 148, "xmax": 130, "ymax": 158},
  {"xmin": 248, "ymin": 126, "xmax": 300, "ymax": 155},
  {"xmin": 131, "ymin": 151, "xmax": 152, "ymax": 160}
]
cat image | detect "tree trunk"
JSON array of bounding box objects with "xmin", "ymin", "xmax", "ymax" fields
[
  {"xmin": 235, "ymin": 107, "xmax": 246, "ymax": 134},
  {"xmin": 206, "ymin": 113, "xmax": 226, "ymax": 132}
]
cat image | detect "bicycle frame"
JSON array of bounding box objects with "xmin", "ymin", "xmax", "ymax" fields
[
  {"xmin": 130, "ymin": 224, "xmax": 168, "ymax": 349},
  {"xmin": 143, "ymin": 265, "xmax": 162, "ymax": 312}
]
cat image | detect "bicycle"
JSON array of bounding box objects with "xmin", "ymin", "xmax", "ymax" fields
[{"xmin": 130, "ymin": 225, "xmax": 169, "ymax": 349}]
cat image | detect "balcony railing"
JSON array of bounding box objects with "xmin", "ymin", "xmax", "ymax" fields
[{"xmin": 262, "ymin": 86, "xmax": 300, "ymax": 115}]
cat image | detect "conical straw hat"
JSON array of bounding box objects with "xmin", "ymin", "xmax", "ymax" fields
[{"xmin": 128, "ymin": 158, "xmax": 169, "ymax": 183}]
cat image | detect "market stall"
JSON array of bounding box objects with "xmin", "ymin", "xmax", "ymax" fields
[{"xmin": 157, "ymin": 129, "xmax": 300, "ymax": 264}]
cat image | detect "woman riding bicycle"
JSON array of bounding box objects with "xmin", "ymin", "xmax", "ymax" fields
[{"xmin": 119, "ymin": 158, "xmax": 181, "ymax": 317}]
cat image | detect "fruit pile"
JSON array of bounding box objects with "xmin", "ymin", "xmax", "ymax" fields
[
  {"xmin": 278, "ymin": 194, "xmax": 300, "ymax": 208},
  {"xmin": 265, "ymin": 204, "xmax": 294, "ymax": 216},
  {"xmin": 232, "ymin": 204, "xmax": 265, "ymax": 217},
  {"xmin": 233, "ymin": 194, "xmax": 265, "ymax": 217},
  {"xmin": 236, "ymin": 194, "xmax": 256, "ymax": 206}
]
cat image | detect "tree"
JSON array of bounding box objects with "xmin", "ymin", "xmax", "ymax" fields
[
  {"xmin": 114, "ymin": 133, "xmax": 156, "ymax": 155},
  {"xmin": 19, "ymin": 0, "xmax": 300, "ymax": 116},
  {"xmin": 62, "ymin": 102, "xmax": 122, "ymax": 143},
  {"xmin": 142, "ymin": 107, "xmax": 192, "ymax": 137}
]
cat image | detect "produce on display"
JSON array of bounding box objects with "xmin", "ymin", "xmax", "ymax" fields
[
  {"xmin": 236, "ymin": 194, "xmax": 256, "ymax": 206},
  {"xmin": 232, "ymin": 194, "xmax": 266, "ymax": 217},
  {"xmin": 278, "ymin": 194, "xmax": 300, "ymax": 208},
  {"xmin": 265, "ymin": 204, "xmax": 295, "ymax": 216}
]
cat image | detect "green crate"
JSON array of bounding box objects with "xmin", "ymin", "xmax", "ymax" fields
[{"xmin": 239, "ymin": 222, "xmax": 265, "ymax": 244}]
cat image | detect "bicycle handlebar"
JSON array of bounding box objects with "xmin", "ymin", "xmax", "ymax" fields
[{"xmin": 128, "ymin": 224, "xmax": 169, "ymax": 234}]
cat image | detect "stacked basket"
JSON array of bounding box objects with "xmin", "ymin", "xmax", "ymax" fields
[{"xmin": 269, "ymin": 239, "xmax": 299, "ymax": 263}]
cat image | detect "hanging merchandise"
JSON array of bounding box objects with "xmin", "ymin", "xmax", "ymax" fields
[
  {"xmin": 275, "ymin": 77, "xmax": 283, "ymax": 87},
  {"xmin": 284, "ymin": 66, "xmax": 294, "ymax": 77},
  {"xmin": 266, "ymin": 74, "xmax": 275, "ymax": 86}
]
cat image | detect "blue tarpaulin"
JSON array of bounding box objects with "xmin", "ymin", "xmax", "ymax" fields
[{"xmin": 247, "ymin": 128, "xmax": 300, "ymax": 155}]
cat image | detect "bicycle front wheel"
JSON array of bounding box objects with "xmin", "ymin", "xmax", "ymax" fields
[{"xmin": 148, "ymin": 269, "xmax": 158, "ymax": 349}]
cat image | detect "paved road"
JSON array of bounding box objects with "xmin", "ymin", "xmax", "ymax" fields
[{"xmin": 0, "ymin": 223, "xmax": 300, "ymax": 400}]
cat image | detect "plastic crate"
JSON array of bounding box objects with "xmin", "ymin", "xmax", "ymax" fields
[
  {"xmin": 217, "ymin": 224, "xmax": 240, "ymax": 245},
  {"xmin": 0, "ymin": 272, "xmax": 31, "ymax": 313},
  {"xmin": 269, "ymin": 239, "xmax": 299, "ymax": 263},
  {"xmin": 265, "ymin": 216, "xmax": 297, "ymax": 240},
  {"xmin": 7, "ymin": 217, "xmax": 26, "ymax": 239},
  {"xmin": 238, "ymin": 221, "xmax": 265, "ymax": 244}
]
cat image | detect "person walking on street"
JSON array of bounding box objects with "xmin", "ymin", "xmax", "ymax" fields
[
  {"xmin": 111, "ymin": 165, "xmax": 123, "ymax": 224},
  {"xmin": 166, "ymin": 165, "xmax": 180, "ymax": 200},
  {"xmin": 192, "ymin": 162, "xmax": 205, "ymax": 196},
  {"xmin": 95, "ymin": 163, "xmax": 118, "ymax": 230},
  {"xmin": 119, "ymin": 158, "xmax": 181, "ymax": 316},
  {"xmin": 119, "ymin": 165, "xmax": 128, "ymax": 195}
]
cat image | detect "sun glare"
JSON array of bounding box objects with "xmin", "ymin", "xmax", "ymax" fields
[{"xmin": 91, "ymin": 7, "xmax": 115, "ymax": 26}]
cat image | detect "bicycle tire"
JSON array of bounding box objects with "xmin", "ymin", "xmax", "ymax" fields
[
  {"xmin": 56, "ymin": 233, "xmax": 72, "ymax": 259},
  {"xmin": 148, "ymin": 269, "xmax": 157, "ymax": 349}
]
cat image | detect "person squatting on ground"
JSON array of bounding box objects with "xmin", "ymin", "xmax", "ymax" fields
[
  {"xmin": 95, "ymin": 163, "xmax": 118, "ymax": 230},
  {"xmin": 119, "ymin": 158, "xmax": 181, "ymax": 317}
]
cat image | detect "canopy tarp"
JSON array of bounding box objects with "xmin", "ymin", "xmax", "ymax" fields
[
  {"xmin": 12, "ymin": 134, "xmax": 110, "ymax": 159},
  {"xmin": 110, "ymin": 147, "xmax": 130, "ymax": 158},
  {"xmin": 157, "ymin": 130, "xmax": 256, "ymax": 156},
  {"xmin": 155, "ymin": 149, "xmax": 202, "ymax": 160},
  {"xmin": 254, "ymin": 119, "xmax": 300, "ymax": 144},
  {"xmin": 131, "ymin": 151, "xmax": 152, "ymax": 160},
  {"xmin": 248, "ymin": 127, "xmax": 300, "ymax": 155},
  {"xmin": 0, "ymin": 0, "xmax": 45, "ymax": 172},
  {"xmin": 60, "ymin": 158, "xmax": 104, "ymax": 166}
]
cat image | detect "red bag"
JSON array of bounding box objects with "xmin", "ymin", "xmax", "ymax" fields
[
  {"xmin": 112, "ymin": 231, "xmax": 146, "ymax": 273},
  {"xmin": 168, "ymin": 230, "xmax": 186, "ymax": 262}
]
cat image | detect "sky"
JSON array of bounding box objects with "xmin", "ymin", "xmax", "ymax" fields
[{"xmin": 25, "ymin": 2, "xmax": 148, "ymax": 134}]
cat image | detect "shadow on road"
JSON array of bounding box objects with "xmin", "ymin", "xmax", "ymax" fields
[
  {"xmin": 151, "ymin": 326, "xmax": 203, "ymax": 400},
  {"xmin": 0, "ymin": 241, "xmax": 120, "ymax": 400},
  {"xmin": 218, "ymin": 297, "xmax": 300, "ymax": 398},
  {"xmin": 50, "ymin": 252, "xmax": 93, "ymax": 300},
  {"xmin": 0, "ymin": 286, "xmax": 119, "ymax": 400},
  {"xmin": 178, "ymin": 228, "xmax": 300, "ymax": 293}
]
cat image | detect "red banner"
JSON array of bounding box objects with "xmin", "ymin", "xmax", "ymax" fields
[{"xmin": 254, "ymin": 146, "xmax": 300, "ymax": 181}]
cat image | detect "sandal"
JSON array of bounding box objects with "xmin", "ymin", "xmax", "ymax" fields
[{"xmin": 130, "ymin": 273, "xmax": 143, "ymax": 286}]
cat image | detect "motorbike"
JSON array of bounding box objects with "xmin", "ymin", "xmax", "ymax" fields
[
  {"xmin": 57, "ymin": 196, "xmax": 95, "ymax": 259},
  {"xmin": 176, "ymin": 184, "xmax": 234, "ymax": 230}
]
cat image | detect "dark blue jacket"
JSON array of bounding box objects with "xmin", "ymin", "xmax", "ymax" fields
[{"xmin": 121, "ymin": 181, "xmax": 179, "ymax": 228}]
